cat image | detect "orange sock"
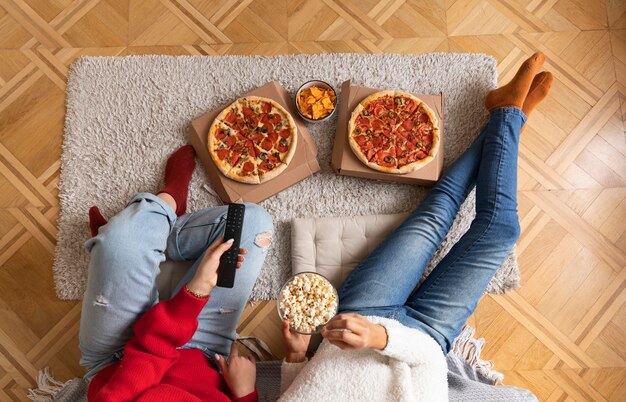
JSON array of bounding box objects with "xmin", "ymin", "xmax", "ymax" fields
[
  {"xmin": 485, "ymin": 52, "xmax": 546, "ymax": 111},
  {"xmin": 522, "ymin": 71, "xmax": 553, "ymax": 118}
]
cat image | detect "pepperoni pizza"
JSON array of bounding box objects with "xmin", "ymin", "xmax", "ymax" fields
[
  {"xmin": 209, "ymin": 96, "xmax": 298, "ymax": 184},
  {"xmin": 348, "ymin": 91, "xmax": 440, "ymax": 174}
]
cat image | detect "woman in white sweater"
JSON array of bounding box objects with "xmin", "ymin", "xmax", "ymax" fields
[{"xmin": 278, "ymin": 53, "xmax": 553, "ymax": 402}]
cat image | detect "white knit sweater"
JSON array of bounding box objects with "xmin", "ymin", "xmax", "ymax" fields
[{"xmin": 278, "ymin": 316, "xmax": 448, "ymax": 402}]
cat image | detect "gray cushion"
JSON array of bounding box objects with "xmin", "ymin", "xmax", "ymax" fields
[
  {"xmin": 291, "ymin": 213, "xmax": 408, "ymax": 288},
  {"xmin": 291, "ymin": 210, "xmax": 520, "ymax": 295}
]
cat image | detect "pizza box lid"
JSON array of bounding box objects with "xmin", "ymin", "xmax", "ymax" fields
[
  {"xmin": 331, "ymin": 80, "xmax": 444, "ymax": 186},
  {"xmin": 189, "ymin": 81, "xmax": 320, "ymax": 204}
]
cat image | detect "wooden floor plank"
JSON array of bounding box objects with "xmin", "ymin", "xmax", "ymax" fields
[{"xmin": 0, "ymin": 1, "xmax": 624, "ymax": 400}]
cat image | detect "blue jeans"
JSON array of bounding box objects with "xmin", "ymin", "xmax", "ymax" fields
[
  {"xmin": 79, "ymin": 198, "xmax": 273, "ymax": 380},
  {"xmin": 338, "ymin": 108, "xmax": 525, "ymax": 354}
]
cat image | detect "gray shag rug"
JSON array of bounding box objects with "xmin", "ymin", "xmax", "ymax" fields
[{"xmin": 55, "ymin": 53, "xmax": 520, "ymax": 301}]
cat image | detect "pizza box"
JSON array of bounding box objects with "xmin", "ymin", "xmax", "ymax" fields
[
  {"xmin": 189, "ymin": 81, "xmax": 320, "ymax": 204},
  {"xmin": 331, "ymin": 80, "xmax": 444, "ymax": 186}
]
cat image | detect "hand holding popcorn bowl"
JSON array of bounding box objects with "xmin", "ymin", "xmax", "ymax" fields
[{"xmin": 278, "ymin": 272, "xmax": 339, "ymax": 334}]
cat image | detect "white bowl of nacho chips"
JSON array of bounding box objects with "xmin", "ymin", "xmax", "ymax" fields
[{"xmin": 295, "ymin": 80, "xmax": 337, "ymax": 122}]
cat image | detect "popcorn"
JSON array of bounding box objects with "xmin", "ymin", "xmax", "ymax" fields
[{"xmin": 278, "ymin": 273, "xmax": 338, "ymax": 333}]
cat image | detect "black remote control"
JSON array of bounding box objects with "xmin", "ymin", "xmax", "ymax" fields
[{"xmin": 216, "ymin": 203, "xmax": 245, "ymax": 288}]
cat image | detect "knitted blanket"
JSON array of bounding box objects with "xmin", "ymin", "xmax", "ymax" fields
[
  {"xmin": 29, "ymin": 327, "xmax": 537, "ymax": 402},
  {"xmin": 38, "ymin": 358, "xmax": 537, "ymax": 402}
]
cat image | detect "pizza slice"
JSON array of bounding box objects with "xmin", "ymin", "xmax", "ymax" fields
[
  {"xmin": 254, "ymin": 143, "xmax": 285, "ymax": 183},
  {"xmin": 224, "ymin": 140, "xmax": 260, "ymax": 184}
]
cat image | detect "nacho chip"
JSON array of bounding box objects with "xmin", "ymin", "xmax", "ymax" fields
[
  {"xmin": 309, "ymin": 86, "xmax": 324, "ymax": 97},
  {"xmin": 312, "ymin": 103, "xmax": 325, "ymax": 119},
  {"xmin": 321, "ymin": 97, "xmax": 334, "ymax": 109},
  {"xmin": 297, "ymin": 85, "xmax": 336, "ymax": 120}
]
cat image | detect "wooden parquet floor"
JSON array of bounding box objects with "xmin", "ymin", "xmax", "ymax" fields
[{"xmin": 0, "ymin": 0, "xmax": 624, "ymax": 400}]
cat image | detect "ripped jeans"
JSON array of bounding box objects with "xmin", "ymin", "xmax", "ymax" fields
[{"xmin": 78, "ymin": 193, "xmax": 273, "ymax": 380}]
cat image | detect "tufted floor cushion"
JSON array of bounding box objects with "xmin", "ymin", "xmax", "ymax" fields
[
  {"xmin": 291, "ymin": 211, "xmax": 520, "ymax": 294},
  {"xmin": 291, "ymin": 214, "xmax": 409, "ymax": 288}
]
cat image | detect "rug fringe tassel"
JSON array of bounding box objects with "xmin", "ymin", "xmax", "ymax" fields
[
  {"xmin": 238, "ymin": 335, "xmax": 276, "ymax": 360},
  {"xmin": 450, "ymin": 325, "xmax": 504, "ymax": 384},
  {"xmin": 27, "ymin": 367, "xmax": 71, "ymax": 401}
]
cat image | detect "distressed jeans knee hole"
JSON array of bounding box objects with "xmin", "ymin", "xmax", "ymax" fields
[
  {"xmin": 254, "ymin": 232, "xmax": 272, "ymax": 248},
  {"xmin": 93, "ymin": 295, "xmax": 109, "ymax": 307}
]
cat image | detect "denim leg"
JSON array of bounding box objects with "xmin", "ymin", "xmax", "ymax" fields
[
  {"xmin": 79, "ymin": 193, "xmax": 177, "ymax": 380},
  {"xmin": 166, "ymin": 205, "xmax": 231, "ymax": 262},
  {"xmin": 403, "ymin": 108, "xmax": 525, "ymax": 353},
  {"xmin": 167, "ymin": 203, "xmax": 273, "ymax": 358},
  {"xmin": 338, "ymin": 131, "xmax": 487, "ymax": 315}
]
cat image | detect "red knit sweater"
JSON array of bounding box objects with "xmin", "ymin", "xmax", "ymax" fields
[{"xmin": 87, "ymin": 286, "xmax": 258, "ymax": 402}]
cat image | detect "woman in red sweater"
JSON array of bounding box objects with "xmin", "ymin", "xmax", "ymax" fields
[{"xmin": 79, "ymin": 145, "xmax": 273, "ymax": 401}]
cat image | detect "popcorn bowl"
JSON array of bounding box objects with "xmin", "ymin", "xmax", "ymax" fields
[{"xmin": 277, "ymin": 272, "xmax": 339, "ymax": 335}]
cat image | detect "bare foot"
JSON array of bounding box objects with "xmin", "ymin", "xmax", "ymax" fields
[{"xmin": 157, "ymin": 192, "xmax": 177, "ymax": 213}]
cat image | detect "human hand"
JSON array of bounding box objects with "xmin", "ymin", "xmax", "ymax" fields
[
  {"xmin": 321, "ymin": 313, "xmax": 388, "ymax": 351},
  {"xmin": 281, "ymin": 320, "xmax": 311, "ymax": 363},
  {"xmin": 187, "ymin": 237, "xmax": 248, "ymax": 296},
  {"xmin": 215, "ymin": 343, "xmax": 256, "ymax": 398}
]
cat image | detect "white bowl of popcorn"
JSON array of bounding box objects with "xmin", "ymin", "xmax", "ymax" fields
[{"xmin": 277, "ymin": 272, "xmax": 339, "ymax": 334}]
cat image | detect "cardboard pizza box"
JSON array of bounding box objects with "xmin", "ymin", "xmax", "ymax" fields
[
  {"xmin": 331, "ymin": 80, "xmax": 444, "ymax": 186},
  {"xmin": 189, "ymin": 81, "xmax": 320, "ymax": 204}
]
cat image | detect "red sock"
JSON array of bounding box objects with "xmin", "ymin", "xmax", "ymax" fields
[
  {"xmin": 89, "ymin": 206, "xmax": 107, "ymax": 236},
  {"xmin": 158, "ymin": 145, "xmax": 196, "ymax": 216}
]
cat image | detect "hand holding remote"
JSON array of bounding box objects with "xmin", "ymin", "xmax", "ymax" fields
[
  {"xmin": 216, "ymin": 204, "xmax": 246, "ymax": 288},
  {"xmin": 187, "ymin": 237, "xmax": 248, "ymax": 296}
]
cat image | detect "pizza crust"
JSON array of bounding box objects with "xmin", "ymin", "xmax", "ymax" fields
[
  {"xmin": 396, "ymin": 152, "xmax": 435, "ymax": 174},
  {"xmin": 359, "ymin": 90, "xmax": 395, "ymax": 108},
  {"xmin": 259, "ymin": 163, "xmax": 289, "ymax": 182},
  {"xmin": 347, "ymin": 90, "xmax": 441, "ymax": 175},
  {"xmin": 365, "ymin": 161, "xmax": 398, "ymax": 173},
  {"xmin": 227, "ymin": 165, "xmax": 261, "ymax": 184}
]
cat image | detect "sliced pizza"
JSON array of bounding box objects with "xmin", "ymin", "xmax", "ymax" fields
[
  {"xmin": 347, "ymin": 91, "xmax": 440, "ymax": 174},
  {"xmin": 208, "ymin": 96, "xmax": 298, "ymax": 184}
]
